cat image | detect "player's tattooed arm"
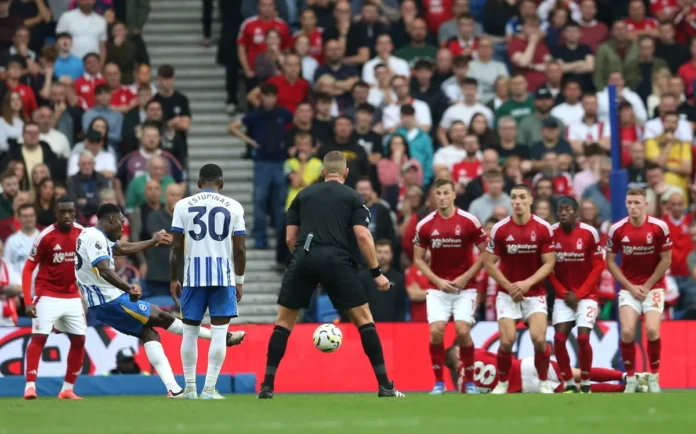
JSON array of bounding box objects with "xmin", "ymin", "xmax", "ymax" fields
[
  {"xmin": 95, "ymin": 259, "xmax": 131, "ymax": 293},
  {"xmin": 482, "ymin": 252, "xmax": 513, "ymax": 292},
  {"xmin": 114, "ymin": 230, "xmax": 172, "ymax": 256}
]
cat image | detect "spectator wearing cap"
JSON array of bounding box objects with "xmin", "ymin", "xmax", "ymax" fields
[
  {"xmin": 312, "ymin": 38, "xmax": 360, "ymax": 107},
  {"xmin": 108, "ymin": 348, "xmax": 142, "ymax": 375},
  {"xmin": 362, "ymin": 34, "xmax": 410, "ymax": 87},
  {"xmin": 596, "ymin": 71, "xmax": 647, "ymax": 124},
  {"xmin": 550, "ymin": 80, "xmax": 585, "ymax": 127},
  {"xmin": 1, "ymin": 121, "xmax": 63, "ymax": 183},
  {"xmin": 438, "ymin": 0, "xmax": 483, "ymax": 46},
  {"xmin": 66, "ymin": 149, "xmax": 111, "ymax": 218},
  {"xmin": 437, "ymin": 78, "xmax": 494, "ymax": 146},
  {"xmin": 440, "ymin": 55, "xmax": 470, "ymax": 104},
  {"xmin": 152, "ymin": 65, "xmax": 191, "ymax": 166},
  {"xmin": 3, "ymin": 59, "xmax": 37, "ymax": 119},
  {"xmin": 494, "ymin": 73, "xmax": 534, "ymax": 125},
  {"xmin": 529, "ymin": 118, "xmax": 574, "ymax": 162},
  {"xmin": 32, "ymin": 105, "xmax": 71, "ymax": 159},
  {"xmin": 466, "ymin": 37, "xmax": 508, "ymax": 104},
  {"xmin": 566, "ymin": 92, "xmax": 610, "ymax": 155},
  {"xmin": 0, "ymin": 0, "xmax": 22, "ymax": 51},
  {"xmin": 507, "ymin": 14, "xmax": 551, "ymax": 92},
  {"xmin": 383, "ymin": 75, "xmax": 432, "ymax": 134},
  {"xmin": 517, "ymin": 87, "xmax": 564, "ymax": 147},
  {"xmin": 74, "ymin": 52, "xmax": 106, "ymax": 108},
  {"xmin": 53, "ymin": 33, "xmax": 84, "ymax": 81},
  {"xmin": 393, "ymin": 18, "xmax": 438, "ymax": 66},
  {"xmin": 317, "ymin": 115, "xmax": 368, "ymax": 189},
  {"xmin": 391, "ymin": 104, "xmax": 434, "ymax": 186},
  {"xmin": 228, "ymin": 83, "xmax": 291, "ymax": 249},
  {"xmin": 82, "ymin": 83, "xmax": 123, "ymax": 148},
  {"xmin": 56, "ymin": 0, "xmax": 108, "ymax": 62},
  {"xmin": 68, "ymin": 129, "xmax": 116, "ymax": 178},
  {"xmin": 594, "ymin": 20, "xmax": 639, "ymax": 91},
  {"xmin": 103, "ymin": 62, "xmax": 136, "ymax": 114},
  {"xmin": 554, "ymin": 21, "xmax": 595, "ymax": 92}
]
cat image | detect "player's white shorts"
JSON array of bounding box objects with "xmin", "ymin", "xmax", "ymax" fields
[
  {"xmin": 426, "ymin": 289, "xmax": 477, "ymax": 324},
  {"xmin": 32, "ymin": 297, "xmax": 86, "ymax": 335},
  {"xmin": 520, "ymin": 358, "xmax": 561, "ymax": 393},
  {"xmin": 496, "ymin": 292, "xmax": 547, "ymax": 322},
  {"xmin": 618, "ymin": 288, "xmax": 664, "ymax": 315},
  {"xmin": 552, "ymin": 298, "xmax": 598, "ymax": 328}
]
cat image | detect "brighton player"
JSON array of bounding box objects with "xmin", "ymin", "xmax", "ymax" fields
[
  {"xmin": 413, "ymin": 178, "xmax": 487, "ymax": 394},
  {"xmin": 76, "ymin": 203, "xmax": 244, "ymax": 398},
  {"xmin": 548, "ymin": 196, "xmax": 604, "ymax": 393},
  {"xmin": 22, "ymin": 198, "xmax": 85, "ymax": 400},
  {"xmin": 169, "ymin": 164, "xmax": 247, "ymax": 400},
  {"xmin": 445, "ymin": 346, "xmax": 632, "ymax": 394},
  {"xmin": 606, "ymin": 188, "xmax": 671, "ymax": 393},
  {"xmin": 484, "ymin": 184, "xmax": 556, "ymax": 394}
]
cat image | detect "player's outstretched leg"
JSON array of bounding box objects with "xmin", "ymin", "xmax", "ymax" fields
[
  {"xmin": 57, "ymin": 334, "xmax": 86, "ymax": 400},
  {"xmin": 140, "ymin": 327, "xmax": 184, "ymax": 398},
  {"xmin": 147, "ymin": 304, "xmax": 246, "ymax": 346},
  {"xmin": 347, "ymin": 304, "xmax": 405, "ymax": 398},
  {"xmin": 553, "ymin": 322, "xmax": 576, "ymax": 393},
  {"xmin": 259, "ymin": 306, "xmax": 297, "ymax": 399},
  {"xmin": 24, "ymin": 334, "xmax": 48, "ymax": 400}
]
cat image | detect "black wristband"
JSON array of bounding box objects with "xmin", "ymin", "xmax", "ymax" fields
[{"xmin": 370, "ymin": 267, "xmax": 382, "ymax": 278}]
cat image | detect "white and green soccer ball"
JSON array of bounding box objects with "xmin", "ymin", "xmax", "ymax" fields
[{"xmin": 312, "ymin": 323, "xmax": 343, "ymax": 353}]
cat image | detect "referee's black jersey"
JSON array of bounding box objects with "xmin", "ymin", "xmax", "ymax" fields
[{"xmin": 286, "ymin": 180, "xmax": 370, "ymax": 253}]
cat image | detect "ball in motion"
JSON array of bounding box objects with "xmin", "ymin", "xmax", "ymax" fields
[{"xmin": 312, "ymin": 324, "xmax": 343, "ymax": 353}]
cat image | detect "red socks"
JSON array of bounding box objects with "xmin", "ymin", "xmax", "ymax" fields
[
  {"xmin": 620, "ymin": 341, "xmax": 636, "ymax": 376},
  {"xmin": 590, "ymin": 367, "xmax": 625, "ymax": 382},
  {"xmin": 65, "ymin": 335, "xmax": 86, "ymax": 385},
  {"xmin": 553, "ymin": 331, "xmax": 573, "ymax": 381},
  {"xmin": 429, "ymin": 343, "xmax": 445, "ymax": 382},
  {"xmin": 459, "ymin": 344, "xmax": 475, "ymax": 383},
  {"xmin": 25, "ymin": 334, "xmax": 48, "ymax": 383},
  {"xmin": 647, "ymin": 338, "xmax": 661, "ymax": 374},
  {"xmin": 497, "ymin": 348, "xmax": 512, "ymax": 382},
  {"xmin": 534, "ymin": 344, "xmax": 551, "ymax": 381},
  {"xmin": 577, "ymin": 333, "xmax": 593, "ymax": 381},
  {"xmin": 591, "ymin": 384, "xmax": 625, "ymax": 393}
]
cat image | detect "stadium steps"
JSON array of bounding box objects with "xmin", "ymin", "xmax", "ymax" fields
[{"xmin": 144, "ymin": 0, "xmax": 281, "ymax": 323}]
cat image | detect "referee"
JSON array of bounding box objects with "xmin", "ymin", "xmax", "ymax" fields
[{"xmin": 258, "ymin": 151, "xmax": 404, "ymax": 399}]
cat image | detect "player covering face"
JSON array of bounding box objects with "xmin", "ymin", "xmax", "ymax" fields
[{"xmin": 413, "ymin": 179, "xmax": 488, "ymax": 395}]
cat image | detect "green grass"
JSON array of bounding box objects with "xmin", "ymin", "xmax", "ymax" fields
[{"xmin": 5, "ymin": 393, "xmax": 696, "ymax": 434}]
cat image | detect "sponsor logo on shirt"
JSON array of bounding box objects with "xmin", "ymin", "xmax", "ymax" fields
[
  {"xmin": 622, "ymin": 245, "xmax": 655, "ymax": 256},
  {"xmin": 431, "ymin": 238, "xmax": 462, "ymax": 249},
  {"xmin": 53, "ymin": 252, "xmax": 75, "ymax": 264},
  {"xmin": 506, "ymin": 244, "xmax": 537, "ymax": 254}
]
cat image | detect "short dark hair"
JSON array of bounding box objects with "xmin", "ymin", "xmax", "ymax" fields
[
  {"xmin": 23, "ymin": 121, "xmax": 39, "ymax": 132},
  {"xmin": 83, "ymin": 52, "xmax": 99, "ymax": 62},
  {"xmin": 483, "ymin": 169, "xmax": 503, "ymax": 181},
  {"xmin": 96, "ymin": 203, "xmax": 122, "ymax": 220},
  {"xmin": 199, "ymin": 163, "xmax": 223, "ymax": 183},
  {"xmin": 145, "ymin": 99, "xmax": 161, "ymax": 110},
  {"xmin": 374, "ymin": 63, "xmax": 388, "ymax": 72},
  {"xmin": 462, "ymin": 77, "xmax": 478, "ymax": 87},
  {"xmin": 352, "ymin": 80, "xmax": 369, "ymax": 91},
  {"xmin": 645, "ymin": 161, "xmax": 662, "ymax": 171},
  {"xmin": 94, "ymin": 84, "xmax": 111, "ymax": 95},
  {"xmin": 627, "ymin": 187, "xmax": 647, "ymax": 197},
  {"xmin": 485, "ymin": 217, "xmax": 499, "ymax": 226},
  {"xmin": 457, "ymin": 12, "xmax": 474, "ymax": 22},
  {"xmin": 259, "ymin": 83, "xmax": 278, "ymax": 95},
  {"xmin": 565, "ymin": 20, "xmax": 580, "ymax": 29},
  {"xmin": 335, "ymin": 114, "xmax": 353, "ymax": 124},
  {"xmin": 661, "ymin": 110, "xmax": 679, "ymax": 120},
  {"xmin": 157, "ymin": 64, "xmax": 175, "ymax": 78},
  {"xmin": 375, "ymin": 239, "xmax": 393, "ymax": 249},
  {"xmin": 413, "ymin": 59, "xmax": 433, "ymax": 70},
  {"xmin": 453, "ymin": 55, "xmax": 470, "ymax": 68},
  {"xmin": 56, "ymin": 196, "xmax": 74, "ymax": 206},
  {"xmin": 511, "ymin": 183, "xmax": 532, "ymax": 194},
  {"xmin": 535, "ymin": 177, "xmax": 553, "ymax": 187},
  {"xmin": 433, "ymin": 178, "xmax": 455, "ymax": 190},
  {"xmin": 1, "ymin": 170, "xmax": 16, "ymax": 182},
  {"xmin": 56, "ymin": 32, "xmax": 72, "ymax": 40},
  {"xmin": 315, "ymin": 92, "xmax": 333, "ymax": 103},
  {"xmin": 17, "ymin": 203, "xmax": 35, "ymax": 216},
  {"xmin": 400, "ymin": 104, "xmax": 415, "ymax": 116},
  {"xmin": 357, "ymin": 103, "xmax": 375, "ymax": 115}
]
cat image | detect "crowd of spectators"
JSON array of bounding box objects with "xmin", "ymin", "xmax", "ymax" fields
[
  {"xmin": 0, "ymin": 0, "xmax": 195, "ymax": 326},
  {"xmin": 228, "ymin": 0, "xmax": 696, "ymax": 323}
]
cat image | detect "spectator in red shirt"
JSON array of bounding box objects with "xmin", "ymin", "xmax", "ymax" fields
[
  {"xmin": 237, "ymin": 0, "xmax": 291, "ymax": 89},
  {"xmin": 405, "ymin": 261, "xmax": 429, "ymax": 322},
  {"xmin": 74, "ymin": 52, "xmax": 105, "ymax": 108},
  {"xmin": 507, "ymin": 15, "xmax": 551, "ymax": 92},
  {"xmin": 103, "ymin": 62, "xmax": 135, "ymax": 114},
  {"xmin": 4, "ymin": 59, "xmax": 36, "ymax": 119},
  {"xmin": 626, "ymin": 0, "xmax": 659, "ymax": 40},
  {"xmin": 293, "ymin": 8, "xmax": 323, "ymax": 64},
  {"xmin": 675, "ymin": 0, "xmax": 696, "ymax": 44},
  {"xmin": 423, "ymin": 0, "xmax": 454, "ymax": 37},
  {"xmin": 678, "ymin": 38, "xmax": 696, "ymax": 97},
  {"xmin": 651, "ymin": 0, "xmax": 680, "ymax": 22},
  {"xmin": 578, "ymin": 0, "xmax": 610, "ymax": 52},
  {"xmin": 446, "ymin": 13, "xmax": 478, "ymax": 60},
  {"xmin": 248, "ymin": 53, "xmax": 310, "ymax": 113}
]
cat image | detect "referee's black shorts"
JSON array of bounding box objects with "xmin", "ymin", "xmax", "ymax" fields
[{"xmin": 277, "ymin": 245, "xmax": 367, "ymax": 311}]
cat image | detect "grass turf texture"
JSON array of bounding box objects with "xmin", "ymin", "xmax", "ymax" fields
[{"xmin": 5, "ymin": 393, "xmax": 695, "ymax": 434}]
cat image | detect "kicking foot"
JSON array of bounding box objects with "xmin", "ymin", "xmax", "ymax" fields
[
  {"xmin": 258, "ymin": 384, "xmax": 274, "ymax": 399},
  {"xmin": 226, "ymin": 331, "xmax": 246, "ymax": 347},
  {"xmin": 57, "ymin": 389, "xmax": 83, "ymax": 400},
  {"xmin": 167, "ymin": 389, "xmax": 185, "ymax": 399}
]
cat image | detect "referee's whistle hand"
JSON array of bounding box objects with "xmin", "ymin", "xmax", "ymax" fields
[{"xmin": 374, "ymin": 274, "xmax": 390, "ymax": 291}]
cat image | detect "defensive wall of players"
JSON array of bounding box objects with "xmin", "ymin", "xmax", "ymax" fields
[{"xmin": 1, "ymin": 322, "xmax": 695, "ymax": 395}]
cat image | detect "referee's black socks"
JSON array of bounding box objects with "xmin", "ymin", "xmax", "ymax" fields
[
  {"xmin": 359, "ymin": 323, "xmax": 391, "ymax": 388},
  {"xmin": 263, "ymin": 325, "xmax": 291, "ymax": 389}
]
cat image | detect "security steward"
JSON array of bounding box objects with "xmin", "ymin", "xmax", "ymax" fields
[{"xmin": 258, "ymin": 151, "xmax": 404, "ymax": 399}]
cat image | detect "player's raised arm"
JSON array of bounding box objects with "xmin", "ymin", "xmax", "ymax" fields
[{"xmin": 113, "ymin": 230, "xmax": 172, "ymax": 256}]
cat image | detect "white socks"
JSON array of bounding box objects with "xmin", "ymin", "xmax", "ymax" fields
[
  {"xmin": 25, "ymin": 381, "xmax": 35, "ymax": 391},
  {"xmin": 167, "ymin": 319, "xmax": 212, "ymax": 340},
  {"xmin": 181, "ymin": 324, "xmax": 200, "ymax": 389},
  {"xmin": 144, "ymin": 341, "xmax": 181, "ymax": 393},
  {"xmin": 61, "ymin": 381, "xmax": 74, "ymax": 392},
  {"xmin": 203, "ymin": 325, "xmax": 228, "ymax": 392}
]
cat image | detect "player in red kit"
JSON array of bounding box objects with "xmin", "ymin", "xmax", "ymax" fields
[
  {"xmin": 413, "ymin": 179, "xmax": 488, "ymax": 394},
  {"xmin": 547, "ymin": 196, "xmax": 604, "ymax": 393},
  {"xmin": 484, "ymin": 184, "xmax": 556, "ymax": 394},
  {"xmin": 22, "ymin": 198, "xmax": 85, "ymax": 400},
  {"xmin": 606, "ymin": 188, "xmax": 671, "ymax": 393}
]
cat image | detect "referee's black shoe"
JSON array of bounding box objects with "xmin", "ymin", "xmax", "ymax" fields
[
  {"xmin": 378, "ymin": 382, "xmax": 405, "ymax": 398},
  {"xmin": 258, "ymin": 384, "xmax": 274, "ymax": 399}
]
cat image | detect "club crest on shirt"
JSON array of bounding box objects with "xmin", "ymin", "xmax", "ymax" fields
[
  {"xmin": 576, "ymin": 238, "xmax": 583, "ymax": 250},
  {"xmin": 455, "ymin": 225, "xmax": 461, "ymax": 236},
  {"xmin": 530, "ymin": 231, "xmax": 537, "ymax": 242},
  {"xmin": 646, "ymin": 233, "xmax": 653, "ymax": 244}
]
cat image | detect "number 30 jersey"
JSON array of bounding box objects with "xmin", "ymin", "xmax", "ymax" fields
[{"xmin": 171, "ymin": 190, "xmax": 246, "ymax": 288}]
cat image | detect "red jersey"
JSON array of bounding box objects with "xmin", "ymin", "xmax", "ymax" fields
[
  {"xmin": 422, "ymin": 0, "xmax": 454, "ymax": 34},
  {"xmin": 457, "ymin": 349, "xmax": 523, "ymax": 394},
  {"xmin": 6, "ymin": 82, "xmax": 37, "ymax": 119},
  {"xmin": 507, "ymin": 38, "xmax": 551, "ymax": 91},
  {"xmin": 293, "ymin": 28, "xmax": 324, "ymax": 63},
  {"xmin": 446, "ymin": 37, "xmax": 479, "ymax": 60},
  {"xmin": 404, "ymin": 265, "xmax": 428, "ymax": 321},
  {"xmin": 532, "ymin": 172, "xmax": 574, "ymax": 197},
  {"xmin": 236, "ymin": 15, "xmax": 291, "ymax": 70},
  {"xmin": 452, "ymin": 159, "xmax": 482, "ymax": 186},
  {"xmin": 265, "ymin": 75, "xmax": 310, "ymax": 113},
  {"xmin": 75, "ymin": 73, "xmax": 106, "ymax": 108},
  {"xmin": 110, "ymin": 85, "xmax": 136, "ymax": 108},
  {"xmin": 662, "ymin": 213, "xmax": 693, "ymax": 277},
  {"xmin": 625, "ymin": 18, "xmax": 659, "ymax": 33},
  {"xmin": 414, "ymin": 208, "xmax": 487, "ymax": 283},
  {"xmin": 27, "ymin": 223, "xmax": 84, "ymax": 300},
  {"xmin": 487, "ymin": 215, "xmax": 555, "ymax": 297},
  {"xmin": 675, "ymin": 6, "xmax": 696, "ymax": 44},
  {"xmin": 650, "ymin": 0, "xmax": 679, "ymax": 19},
  {"xmin": 549, "ymin": 222, "xmax": 603, "ymax": 300},
  {"xmin": 606, "ymin": 216, "xmax": 672, "ymax": 290}
]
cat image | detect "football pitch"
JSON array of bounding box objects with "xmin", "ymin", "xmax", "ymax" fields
[{"xmin": 4, "ymin": 393, "xmax": 695, "ymax": 434}]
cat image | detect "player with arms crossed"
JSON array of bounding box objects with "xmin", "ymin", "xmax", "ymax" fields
[
  {"xmin": 22, "ymin": 198, "xmax": 85, "ymax": 400},
  {"xmin": 548, "ymin": 196, "xmax": 604, "ymax": 393},
  {"xmin": 413, "ymin": 178, "xmax": 487, "ymax": 395},
  {"xmin": 483, "ymin": 184, "xmax": 556, "ymax": 394},
  {"xmin": 169, "ymin": 164, "xmax": 247, "ymax": 400},
  {"xmin": 606, "ymin": 188, "xmax": 671, "ymax": 393}
]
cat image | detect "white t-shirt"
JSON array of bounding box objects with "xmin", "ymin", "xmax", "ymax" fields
[
  {"xmin": 362, "ymin": 56, "xmax": 411, "ymax": 86},
  {"xmin": 597, "ymin": 87, "xmax": 647, "ymax": 124},
  {"xmin": 67, "ymin": 148, "xmax": 117, "ymax": 176},
  {"xmin": 566, "ymin": 119, "xmax": 610, "ymax": 143},
  {"xmin": 0, "ymin": 117, "xmax": 24, "ymax": 152},
  {"xmin": 643, "ymin": 117, "xmax": 694, "ymax": 143},
  {"xmin": 382, "ymin": 99, "xmax": 432, "ymax": 131},
  {"xmin": 302, "ymin": 56, "xmax": 318, "ymax": 84},
  {"xmin": 367, "ymin": 87, "xmax": 396, "ymax": 108},
  {"xmin": 433, "ymin": 146, "xmax": 468, "ymax": 171},
  {"xmin": 439, "ymin": 102, "xmax": 494, "ymax": 129},
  {"xmin": 550, "ymin": 103, "xmax": 585, "ymax": 127},
  {"xmin": 75, "ymin": 227, "xmax": 121, "ymax": 307},
  {"xmin": 4, "ymin": 229, "xmax": 39, "ymax": 281},
  {"xmin": 40, "ymin": 129, "xmax": 72, "ymax": 159},
  {"xmin": 56, "ymin": 10, "xmax": 108, "ymax": 58},
  {"xmin": 171, "ymin": 190, "xmax": 246, "ymax": 288}
]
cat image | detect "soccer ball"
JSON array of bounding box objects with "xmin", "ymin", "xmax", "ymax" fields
[{"xmin": 312, "ymin": 324, "xmax": 343, "ymax": 353}]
